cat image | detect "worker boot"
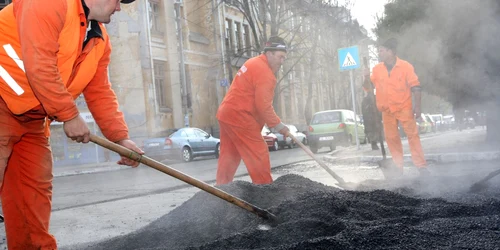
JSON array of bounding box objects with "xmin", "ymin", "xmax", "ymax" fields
[{"xmin": 371, "ymin": 141, "xmax": 379, "ymax": 150}]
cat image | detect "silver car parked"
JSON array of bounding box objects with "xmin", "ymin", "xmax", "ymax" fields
[
  {"xmin": 142, "ymin": 128, "xmax": 220, "ymax": 162},
  {"xmin": 270, "ymin": 124, "xmax": 307, "ymax": 149}
]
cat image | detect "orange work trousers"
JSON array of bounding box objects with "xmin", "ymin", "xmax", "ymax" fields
[
  {"xmin": 0, "ymin": 97, "xmax": 57, "ymax": 250},
  {"xmin": 382, "ymin": 108, "xmax": 427, "ymax": 169},
  {"xmin": 216, "ymin": 121, "xmax": 272, "ymax": 185}
]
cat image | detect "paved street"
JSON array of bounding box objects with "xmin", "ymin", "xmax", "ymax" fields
[
  {"xmin": 0, "ymin": 128, "xmax": 496, "ymax": 249},
  {"xmin": 51, "ymin": 144, "xmax": 323, "ymax": 211}
]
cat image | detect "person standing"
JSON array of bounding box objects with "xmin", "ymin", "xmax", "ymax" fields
[
  {"xmin": 216, "ymin": 36, "xmax": 290, "ymax": 185},
  {"xmin": 361, "ymin": 83, "xmax": 382, "ymax": 150},
  {"xmin": 364, "ymin": 38, "xmax": 429, "ymax": 175},
  {"xmin": 0, "ymin": 0, "xmax": 142, "ymax": 249}
]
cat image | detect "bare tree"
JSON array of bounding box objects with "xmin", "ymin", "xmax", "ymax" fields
[{"xmin": 223, "ymin": 0, "xmax": 364, "ymax": 123}]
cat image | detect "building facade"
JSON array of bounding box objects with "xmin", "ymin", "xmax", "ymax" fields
[{"xmin": 1, "ymin": 0, "xmax": 369, "ymax": 165}]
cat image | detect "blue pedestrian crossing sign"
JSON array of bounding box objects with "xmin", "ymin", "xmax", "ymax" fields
[{"xmin": 338, "ymin": 46, "xmax": 360, "ymax": 71}]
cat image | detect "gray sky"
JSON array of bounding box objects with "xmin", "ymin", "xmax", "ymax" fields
[{"xmin": 348, "ymin": 0, "xmax": 389, "ymax": 38}]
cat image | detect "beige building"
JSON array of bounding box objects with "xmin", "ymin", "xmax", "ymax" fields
[
  {"xmin": 108, "ymin": 0, "xmax": 228, "ymax": 142},
  {"xmin": 83, "ymin": 0, "xmax": 370, "ymax": 144}
]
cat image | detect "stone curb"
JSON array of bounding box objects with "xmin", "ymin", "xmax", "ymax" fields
[
  {"xmin": 54, "ymin": 165, "xmax": 130, "ymax": 178},
  {"xmin": 323, "ymin": 151, "xmax": 500, "ymax": 165}
]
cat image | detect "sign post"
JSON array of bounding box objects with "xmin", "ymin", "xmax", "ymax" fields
[{"xmin": 338, "ymin": 46, "xmax": 361, "ymax": 150}]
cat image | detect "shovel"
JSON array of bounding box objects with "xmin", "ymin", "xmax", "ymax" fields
[
  {"xmin": 288, "ymin": 133, "xmax": 357, "ymax": 190},
  {"xmin": 89, "ymin": 134, "xmax": 278, "ymax": 224},
  {"xmin": 469, "ymin": 168, "xmax": 500, "ymax": 193}
]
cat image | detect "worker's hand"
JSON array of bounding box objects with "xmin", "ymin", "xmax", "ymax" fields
[
  {"xmin": 279, "ymin": 126, "xmax": 290, "ymax": 138},
  {"xmin": 116, "ymin": 139, "xmax": 144, "ymax": 168},
  {"xmin": 414, "ymin": 107, "xmax": 422, "ymax": 119},
  {"xmin": 63, "ymin": 115, "xmax": 90, "ymax": 143}
]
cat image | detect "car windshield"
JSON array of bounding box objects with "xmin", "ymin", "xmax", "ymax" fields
[{"xmin": 311, "ymin": 112, "xmax": 341, "ymax": 124}]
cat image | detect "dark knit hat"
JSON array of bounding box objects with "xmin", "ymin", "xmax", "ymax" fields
[
  {"xmin": 263, "ymin": 36, "xmax": 288, "ymax": 52},
  {"xmin": 380, "ymin": 38, "xmax": 398, "ymax": 53},
  {"xmin": 121, "ymin": 0, "xmax": 136, "ymax": 4}
]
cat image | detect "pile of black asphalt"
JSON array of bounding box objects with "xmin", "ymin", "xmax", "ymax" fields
[{"xmin": 82, "ymin": 173, "xmax": 500, "ymax": 250}]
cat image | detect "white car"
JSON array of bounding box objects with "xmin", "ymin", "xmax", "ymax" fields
[{"xmin": 271, "ymin": 124, "xmax": 307, "ymax": 149}]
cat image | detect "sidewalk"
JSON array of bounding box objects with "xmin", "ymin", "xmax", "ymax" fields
[
  {"xmin": 323, "ymin": 128, "xmax": 499, "ymax": 165},
  {"xmin": 53, "ymin": 161, "xmax": 129, "ymax": 178}
]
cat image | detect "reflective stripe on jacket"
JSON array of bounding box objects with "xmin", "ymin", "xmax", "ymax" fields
[
  {"xmin": 0, "ymin": 0, "xmax": 86, "ymax": 120},
  {"xmin": 0, "ymin": 0, "xmax": 128, "ymax": 142}
]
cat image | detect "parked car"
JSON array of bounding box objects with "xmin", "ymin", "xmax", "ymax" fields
[
  {"xmin": 418, "ymin": 115, "xmax": 432, "ymax": 134},
  {"xmin": 463, "ymin": 117, "xmax": 476, "ymax": 129},
  {"xmin": 430, "ymin": 114, "xmax": 445, "ymax": 132},
  {"xmin": 270, "ymin": 124, "xmax": 307, "ymax": 149},
  {"xmin": 142, "ymin": 127, "xmax": 220, "ymax": 162},
  {"xmin": 262, "ymin": 126, "xmax": 279, "ymax": 151},
  {"xmin": 307, "ymin": 109, "xmax": 366, "ymax": 153},
  {"xmin": 423, "ymin": 114, "xmax": 437, "ymax": 133},
  {"xmin": 443, "ymin": 115, "xmax": 455, "ymax": 130}
]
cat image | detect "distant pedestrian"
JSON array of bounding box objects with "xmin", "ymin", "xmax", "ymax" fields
[{"xmin": 361, "ymin": 82, "xmax": 382, "ymax": 150}]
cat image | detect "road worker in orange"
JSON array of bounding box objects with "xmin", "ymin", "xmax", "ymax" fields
[
  {"xmin": 216, "ymin": 36, "xmax": 290, "ymax": 185},
  {"xmin": 0, "ymin": 0, "xmax": 142, "ymax": 249},
  {"xmin": 364, "ymin": 38, "xmax": 430, "ymax": 176}
]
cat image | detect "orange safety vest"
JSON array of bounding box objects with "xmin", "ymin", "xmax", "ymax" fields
[
  {"xmin": 0, "ymin": 0, "xmax": 106, "ymax": 118},
  {"xmin": 370, "ymin": 58, "xmax": 420, "ymax": 113}
]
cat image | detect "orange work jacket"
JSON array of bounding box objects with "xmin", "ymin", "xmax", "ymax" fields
[
  {"xmin": 217, "ymin": 54, "xmax": 281, "ymax": 131},
  {"xmin": 370, "ymin": 57, "xmax": 420, "ymax": 113},
  {"xmin": 0, "ymin": 0, "xmax": 128, "ymax": 142}
]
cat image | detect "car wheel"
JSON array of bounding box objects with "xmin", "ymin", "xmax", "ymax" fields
[
  {"xmin": 215, "ymin": 143, "xmax": 220, "ymax": 159},
  {"xmin": 310, "ymin": 145, "xmax": 318, "ymax": 154},
  {"xmin": 272, "ymin": 140, "xmax": 279, "ymax": 151},
  {"xmin": 302, "ymin": 138, "xmax": 307, "ymax": 145},
  {"xmin": 182, "ymin": 147, "xmax": 193, "ymax": 162},
  {"xmin": 329, "ymin": 143, "xmax": 336, "ymax": 151}
]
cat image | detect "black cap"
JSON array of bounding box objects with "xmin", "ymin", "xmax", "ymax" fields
[
  {"xmin": 380, "ymin": 38, "xmax": 398, "ymax": 53},
  {"xmin": 263, "ymin": 36, "xmax": 288, "ymax": 53},
  {"xmin": 121, "ymin": 0, "xmax": 136, "ymax": 4}
]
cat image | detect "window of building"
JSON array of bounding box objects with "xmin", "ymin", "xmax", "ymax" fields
[
  {"xmin": 225, "ymin": 19, "xmax": 234, "ymax": 53},
  {"xmin": 224, "ymin": 0, "xmax": 237, "ymax": 6},
  {"xmin": 234, "ymin": 22, "xmax": 242, "ymax": 53},
  {"xmin": 153, "ymin": 60, "xmax": 172, "ymax": 112},
  {"xmin": 149, "ymin": 0, "xmax": 164, "ymax": 36},
  {"xmin": 243, "ymin": 24, "xmax": 251, "ymax": 56}
]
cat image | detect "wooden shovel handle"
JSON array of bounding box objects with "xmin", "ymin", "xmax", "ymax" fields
[
  {"xmin": 288, "ymin": 133, "xmax": 346, "ymax": 184},
  {"xmin": 89, "ymin": 134, "xmax": 277, "ymax": 222}
]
